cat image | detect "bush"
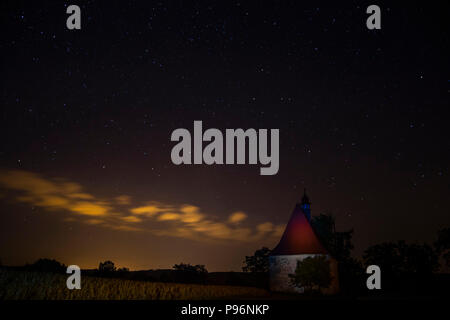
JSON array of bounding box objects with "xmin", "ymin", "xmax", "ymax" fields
[
  {"xmin": 289, "ymin": 256, "xmax": 332, "ymax": 293},
  {"xmin": 172, "ymin": 263, "xmax": 208, "ymax": 284},
  {"xmin": 98, "ymin": 260, "xmax": 116, "ymax": 276},
  {"xmin": 26, "ymin": 258, "xmax": 66, "ymax": 274},
  {"xmin": 242, "ymin": 247, "xmax": 271, "ymax": 273}
]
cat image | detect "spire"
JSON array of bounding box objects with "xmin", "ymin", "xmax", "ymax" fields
[
  {"xmin": 301, "ymin": 188, "xmax": 311, "ymax": 205},
  {"xmin": 300, "ymin": 188, "xmax": 311, "ymax": 221}
]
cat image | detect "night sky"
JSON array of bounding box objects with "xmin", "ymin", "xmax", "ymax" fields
[{"xmin": 0, "ymin": 1, "xmax": 449, "ymax": 271}]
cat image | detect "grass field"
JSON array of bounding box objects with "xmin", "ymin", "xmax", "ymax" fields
[{"xmin": 0, "ymin": 268, "xmax": 270, "ymax": 300}]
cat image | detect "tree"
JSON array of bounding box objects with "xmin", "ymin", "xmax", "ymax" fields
[
  {"xmin": 311, "ymin": 213, "xmax": 354, "ymax": 261},
  {"xmin": 172, "ymin": 263, "xmax": 208, "ymax": 284},
  {"xmin": 27, "ymin": 258, "xmax": 66, "ymax": 273},
  {"xmin": 311, "ymin": 213, "xmax": 364, "ymax": 294},
  {"xmin": 98, "ymin": 260, "xmax": 116, "ymax": 274},
  {"xmin": 363, "ymin": 241, "xmax": 439, "ymax": 275},
  {"xmin": 242, "ymin": 247, "xmax": 271, "ymax": 273},
  {"xmin": 289, "ymin": 256, "xmax": 332, "ymax": 293},
  {"xmin": 434, "ymin": 227, "xmax": 450, "ymax": 267},
  {"xmin": 173, "ymin": 263, "xmax": 208, "ymax": 274},
  {"xmin": 363, "ymin": 240, "xmax": 440, "ymax": 293}
]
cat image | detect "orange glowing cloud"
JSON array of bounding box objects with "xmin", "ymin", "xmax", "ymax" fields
[
  {"xmin": 120, "ymin": 215, "xmax": 142, "ymax": 223},
  {"xmin": 0, "ymin": 170, "xmax": 112, "ymax": 220},
  {"xmin": 0, "ymin": 169, "xmax": 284, "ymax": 243},
  {"xmin": 85, "ymin": 219, "xmax": 104, "ymax": 225},
  {"xmin": 129, "ymin": 202, "xmax": 173, "ymax": 216},
  {"xmin": 115, "ymin": 195, "xmax": 131, "ymax": 205},
  {"xmin": 157, "ymin": 212, "xmax": 182, "ymax": 221},
  {"xmin": 68, "ymin": 193, "xmax": 95, "ymax": 200},
  {"xmin": 70, "ymin": 202, "xmax": 109, "ymax": 216},
  {"xmin": 228, "ymin": 211, "xmax": 247, "ymax": 224}
]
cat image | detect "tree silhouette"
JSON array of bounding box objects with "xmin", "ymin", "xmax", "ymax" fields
[
  {"xmin": 311, "ymin": 213, "xmax": 354, "ymax": 260},
  {"xmin": 289, "ymin": 256, "xmax": 332, "ymax": 293},
  {"xmin": 435, "ymin": 227, "xmax": 450, "ymax": 267},
  {"xmin": 363, "ymin": 241, "xmax": 439, "ymax": 275},
  {"xmin": 311, "ymin": 213, "xmax": 363, "ymax": 294},
  {"xmin": 242, "ymin": 247, "xmax": 271, "ymax": 273},
  {"xmin": 27, "ymin": 258, "xmax": 66, "ymax": 273},
  {"xmin": 98, "ymin": 260, "xmax": 116, "ymax": 274},
  {"xmin": 172, "ymin": 263, "xmax": 208, "ymax": 284},
  {"xmin": 173, "ymin": 263, "xmax": 208, "ymax": 274}
]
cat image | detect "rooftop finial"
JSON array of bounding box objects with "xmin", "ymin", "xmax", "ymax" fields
[{"xmin": 301, "ymin": 188, "xmax": 311, "ymax": 204}]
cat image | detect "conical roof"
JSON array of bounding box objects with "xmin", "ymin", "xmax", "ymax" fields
[{"xmin": 271, "ymin": 203, "xmax": 328, "ymax": 255}]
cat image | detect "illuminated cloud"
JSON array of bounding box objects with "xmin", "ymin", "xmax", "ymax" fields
[
  {"xmin": 256, "ymin": 222, "xmax": 274, "ymax": 233},
  {"xmin": 35, "ymin": 195, "xmax": 70, "ymax": 208},
  {"xmin": 85, "ymin": 219, "xmax": 104, "ymax": 225},
  {"xmin": 180, "ymin": 211, "xmax": 204, "ymax": 223},
  {"xmin": 108, "ymin": 224, "xmax": 143, "ymax": 232},
  {"xmin": 0, "ymin": 170, "xmax": 112, "ymax": 220},
  {"xmin": 180, "ymin": 205, "xmax": 199, "ymax": 214},
  {"xmin": 157, "ymin": 212, "xmax": 181, "ymax": 221},
  {"xmin": 228, "ymin": 211, "xmax": 247, "ymax": 224},
  {"xmin": 115, "ymin": 195, "xmax": 131, "ymax": 205},
  {"xmin": 0, "ymin": 169, "xmax": 283, "ymax": 243},
  {"xmin": 120, "ymin": 215, "xmax": 142, "ymax": 223},
  {"xmin": 129, "ymin": 202, "xmax": 172, "ymax": 217},
  {"xmin": 70, "ymin": 201, "xmax": 109, "ymax": 216}
]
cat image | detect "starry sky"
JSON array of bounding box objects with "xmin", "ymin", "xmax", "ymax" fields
[{"xmin": 0, "ymin": 1, "xmax": 449, "ymax": 271}]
